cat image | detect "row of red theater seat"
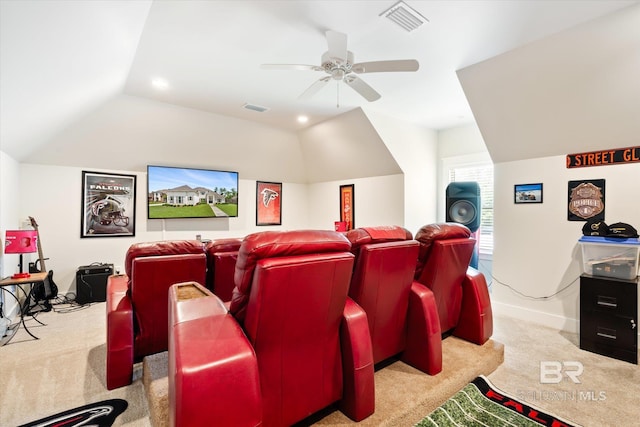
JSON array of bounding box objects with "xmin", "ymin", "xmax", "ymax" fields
[
  {"xmin": 106, "ymin": 238, "xmax": 242, "ymax": 390},
  {"xmin": 106, "ymin": 224, "xmax": 493, "ymax": 427}
]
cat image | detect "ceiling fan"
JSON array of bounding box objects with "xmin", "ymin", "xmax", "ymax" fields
[{"xmin": 261, "ymin": 30, "xmax": 419, "ymax": 103}]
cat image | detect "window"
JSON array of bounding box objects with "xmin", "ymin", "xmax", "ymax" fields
[{"xmin": 448, "ymin": 163, "xmax": 494, "ymax": 254}]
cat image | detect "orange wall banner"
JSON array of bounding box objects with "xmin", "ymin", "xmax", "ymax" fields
[
  {"xmin": 566, "ymin": 146, "xmax": 640, "ymax": 168},
  {"xmin": 339, "ymin": 184, "xmax": 354, "ymax": 231}
]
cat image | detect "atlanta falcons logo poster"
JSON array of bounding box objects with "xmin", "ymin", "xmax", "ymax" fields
[
  {"xmin": 256, "ymin": 181, "xmax": 282, "ymax": 226},
  {"xmin": 82, "ymin": 171, "xmax": 137, "ymax": 238}
]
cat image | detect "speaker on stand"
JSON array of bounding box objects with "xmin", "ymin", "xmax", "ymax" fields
[{"xmin": 446, "ymin": 182, "xmax": 481, "ymax": 269}]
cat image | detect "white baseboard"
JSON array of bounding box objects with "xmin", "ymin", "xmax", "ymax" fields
[
  {"xmin": 492, "ymin": 300, "xmax": 579, "ymax": 335},
  {"xmin": 493, "ymin": 300, "xmax": 640, "ymax": 345}
]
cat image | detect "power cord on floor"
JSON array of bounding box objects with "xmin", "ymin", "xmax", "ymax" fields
[
  {"xmin": 51, "ymin": 292, "xmax": 92, "ymax": 313},
  {"xmin": 491, "ymin": 274, "xmax": 580, "ymax": 300}
]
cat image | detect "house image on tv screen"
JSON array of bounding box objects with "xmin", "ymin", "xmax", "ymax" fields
[
  {"xmin": 155, "ymin": 186, "xmax": 226, "ymax": 206},
  {"xmin": 147, "ymin": 166, "xmax": 239, "ymax": 219}
]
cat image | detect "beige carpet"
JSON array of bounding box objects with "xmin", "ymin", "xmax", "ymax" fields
[
  {"xmin": 142, "ymin": 336, "xmax": 503, "ymax": 427},
  {"xmin": 313, "ymin": 337, "xmax": 504, "ymax": 426},
  {"xmin": 0, "ymin": 302, "xmax": 150, "ymax": 426},
  {"xmin": 488, "ymin": 313, "xmax": 640, "ymax": 427},
  {"xmin": 2, "ymin": 301, "xmax": 637, "ymax": 427}
]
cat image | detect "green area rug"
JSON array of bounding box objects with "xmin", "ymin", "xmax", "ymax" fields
[{"xmin": 416, "ymin": 376, "xmax": 580, "ymax": 427}]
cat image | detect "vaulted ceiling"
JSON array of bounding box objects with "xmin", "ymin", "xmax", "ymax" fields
[
  {"xmin": 1, "ymin": 0, "xmax": 638, "ymax": 166},
  {"xmin": 459, "ymin": 3, "xmax": 640, "ymax": 163}
]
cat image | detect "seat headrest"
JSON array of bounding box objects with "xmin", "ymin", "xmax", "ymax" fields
[
  {"xmin": 205, "ymin": 238, "xmax": 243, "ymax": 254},
  {"xmin": 125, "ymin": 240, "xmax": 205, "ymax": 278},
  {"xmin": 414, "ymin": 223, "xmax": 472, "ymax": 278},
  {"xmin": 415, "ymin": 223, "xmax": 471, "ymax": 246},
  {"xmin": 230, "ymin": 230, "xmax": 351, "ymax": 321},
  {"xmin": 346, "ymin": 226, "xmax": 412, "ymax": 252}
]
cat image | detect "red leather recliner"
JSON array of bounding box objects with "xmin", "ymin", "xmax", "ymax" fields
[
  {"xmin": 414, "ymin": 223, "xmax": 493, "ymax": 345},
  {"xmin": 204, "ymin": 237, "xmax": 242, "ymax": 302},
  {"xmin": 169, "ymin": 230, "xmax": 375, "ymax": 427},
  {"xmin": 106, "ymin": 240, "xmax": 207, "ymax": 390},
  {"xmin": 345, "ymin": 226, "xmax": 442, "ymax": 375}
]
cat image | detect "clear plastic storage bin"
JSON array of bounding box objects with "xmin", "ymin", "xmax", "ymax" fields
[{"xmin": 579, "ymin": 236, "xmax": 640, "ymax": 280}]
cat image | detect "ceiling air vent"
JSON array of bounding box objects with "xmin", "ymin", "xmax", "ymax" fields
[
  {"xmin": 243, "ymin": 103, "xmax": 269, "ymax": 113},
  {"xmin": 379, "ymin": 1, "xmax": 428, "ymax": 32}
]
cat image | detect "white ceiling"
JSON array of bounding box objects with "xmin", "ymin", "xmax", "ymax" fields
[{"xmin": 1, "ymin": 0, "xmax": 638, "ymax": 162}]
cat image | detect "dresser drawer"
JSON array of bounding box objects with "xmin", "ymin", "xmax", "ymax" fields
[
  {"xmin": 580, "ymin": 275, "xmax": 638, "ymax": 364},
  {"xmin": 580, "ymin": 310, "xmax": 637, "ymax": 351},
  {"xmin": 580, "ymin": 337, "xmax": 638, "ymax": 364},
  {"xmin": 580, "ymin": 275, "xmax": 637, "ymax": 316}
]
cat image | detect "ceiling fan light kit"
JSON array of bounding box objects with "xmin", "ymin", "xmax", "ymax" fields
[
  {"xmin": 379, "ymin": 1, "xmax": 429, "ymax": 32},
  {"xmin": 261, "ymin": 30, "xmax": 419, "ymax": 104}
]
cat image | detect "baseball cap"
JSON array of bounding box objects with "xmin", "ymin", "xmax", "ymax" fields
[
  {"xmin": 606, "ymin": 222, "xmax": 639, "ymax": 238},
  {"xmin": 582, "ymin": 219, "xmax": 609, "ymax": 236}
]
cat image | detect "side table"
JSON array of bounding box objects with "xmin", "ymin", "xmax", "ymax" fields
[{"xmin": 0, "ymin": 271, "xmax": 48, "ymax": 345}]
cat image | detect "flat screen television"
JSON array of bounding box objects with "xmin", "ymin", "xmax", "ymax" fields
[{"xmin": 147, "ymin": 165, "xmax": 239, "ymax": 219}]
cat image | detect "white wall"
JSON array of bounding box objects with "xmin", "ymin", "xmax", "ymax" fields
[
  {"xmin": 306, "ymin": 175, "xmax": 405, "ymax": 231},
  {"xmin": 25, "ymin": 95, "xmax": 309, "ymax": 183},
  {"xmin": 0, "ymin": 151, "xmax": 21, "ymax": 277},
  {"xmin": 297, "ymin": 108, "xmax": 402, "ymax": 183},
  {"xmin": 2, "ymin": 93, "xmax": 480, "ymax": 314},
  {"xmin": 7, "ymin": 96, "xmax": 422, "ymax": 299},
  {"xmin": 438, "ymin": 124, "xmax": 489, "ymax": 159},
  {"xmin": 0, "ymin": 150, "xmax": 22, "ymax": 316},
  {"xmin": 17, "ymin": 162, "xmax": 406, "ymax": 297},
  {"xmin": 18, "ymin": 163, "xmax": 311, "ymax": 296},
  {"xmin": 457, "ymin": 4, "xmax": 640, "ymax": 164},
  {"xmin": 493, "ymin": 156, "xmax": 640, "ymax": 332},
  {"xmin": 364, "ymin": 109, "xmax": 439, "ymax": 235}
]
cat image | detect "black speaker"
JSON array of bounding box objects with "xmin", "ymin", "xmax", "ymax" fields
[
  {"xmin": 76, "ymin": 263, "xmax": 113, "ymax": 305},
  {"xmin": 446, "ymin": 182, "xmax": 481, "ymax": 232}
]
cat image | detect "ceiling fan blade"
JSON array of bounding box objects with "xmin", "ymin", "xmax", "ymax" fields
[
  {"xmin": 261, "ymin": 64, "xmax": 323, "ymax": 72},
  {"xmin": 298, "ymin": 76, "xmax": 331, "ymax": 100},
  {"xmin": 344, "ymin": 75, "xmax": 381, "ymax": 102},
  {"xmin": 351, "ymin": 59, "xmax": 419, "ymax": 74},
  {"xmin": 325, "ymin": 30, "xmax": 348, "ymax": 64}
]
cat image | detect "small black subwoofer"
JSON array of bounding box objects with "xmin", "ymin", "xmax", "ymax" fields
[
  {"xmin": 76, "ymin": 264, "xmax": 114, "ymax": 305},
  {"xmin": 446, "ymin": 182, "xmax": 481, "ymax": 232}
]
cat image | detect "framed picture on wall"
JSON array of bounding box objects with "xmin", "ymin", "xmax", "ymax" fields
[
  {"xmin": 81, "ymin": 171, "xmax": 136, "ymax": 238},
  {"xmin": 568, "ymin": 179, "xmax": 605, "ymax": 221},
  {"xmin": 256, "ymin": 181, "xmax": 282, "ymax": 226},
  {"xmin": 514, "ymin": 183, "xmax": 543, "ymax": 204},
  {"xmin": 339, "ymin": 184, "xmax": 355, "ymax": 231}
]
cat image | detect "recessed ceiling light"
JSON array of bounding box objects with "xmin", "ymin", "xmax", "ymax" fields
[
  {"xmin": 151, "ymin": 78, "xmax": 169, "ymax": 90},
  {"xmin": 297, "ymin": 115, "xmax": 309, "ymax": 123}
]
